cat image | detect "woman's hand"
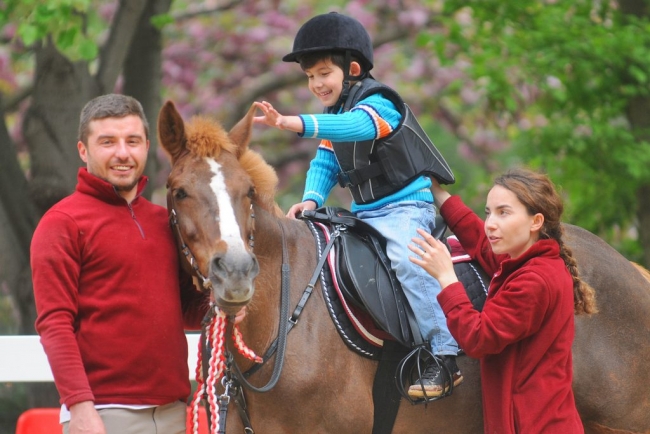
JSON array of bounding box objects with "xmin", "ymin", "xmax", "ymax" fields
[
  {"xmin": 409, "ymin": 228, "xmax": 458, "ymax": 289},
  {"xmin": 429, "ymin": 177, "xmax": 451, "ymax": 207}
]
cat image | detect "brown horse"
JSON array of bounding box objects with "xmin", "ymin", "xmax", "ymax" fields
[{"xmin": 157, "ymin": 100, "xmax": 650, "ymax": 434}]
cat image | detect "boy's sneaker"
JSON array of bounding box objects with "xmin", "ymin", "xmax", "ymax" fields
[{"xmin": 407, "ymin": 355, "xmax": 463, "ymax": 398}]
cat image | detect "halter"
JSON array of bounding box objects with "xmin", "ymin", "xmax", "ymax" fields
[
  {"xmin": 168, "ymin": 190, "xmax": 255, "ymax": 291},
  {"xmin": 204, "ymin": 218, "xmax": 325, "ymax": 434},
  {"xmin": 167, "ymin": 188, "xmax": 324, "ymax": 433},
  {"xmin": 167, "ymin": 189, "xmax": 261, "ymax": 434}
]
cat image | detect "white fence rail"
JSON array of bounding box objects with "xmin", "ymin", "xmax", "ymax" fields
[{"xmin": 0, "ymin": 334, "xmax": 201, "ymax": 382}]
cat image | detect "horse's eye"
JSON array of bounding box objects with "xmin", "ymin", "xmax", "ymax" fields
[
  {"xmin": 247, "ymin": 187, "xmax": 255, "ymax": 199},
  {"xmin": 175, "ymin": 188, "xmax": 188, "ymax": 200}
]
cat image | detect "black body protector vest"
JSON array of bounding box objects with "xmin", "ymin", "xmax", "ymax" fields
[{"xmin": 330, "ymin": 79, "xmax": 455, "ymax": 205}]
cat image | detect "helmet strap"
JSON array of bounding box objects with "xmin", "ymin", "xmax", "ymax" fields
[
  {"xmin": 330, "ymin": 80, "xmax": 350, "ymax": 113},
  {"xmin": 331, "ymin": 50, "xmax": 365, "ymax": 113}
]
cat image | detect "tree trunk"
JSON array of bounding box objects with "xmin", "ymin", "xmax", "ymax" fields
[
  {"xmin": 23, "ymin": 43, "xmax": 99, "ymax": 214},
  {"xmin": 3, "ymin": 1, "xmax": 157, "ymax": 416},
  {"xmin": 0, "ymin": 98, "xmax": 38, "ymax": 334},
  {"xmin": 628, "ymin": 93, "xmax": 650, "ymax": 267},
  {"xmin": 0, "ymin": 98, "xmax": 36, "ymax": 337},
  {"xmin": 122, "ymin": 0, "xmax": 173, "ymax": 200},
  {"xmin": 619, "ymin": 0, "xmax": 650, "ymax": 267},
  {"xmin": 637, "ymin": 185, "xmax": 650, "ymax": 267}
]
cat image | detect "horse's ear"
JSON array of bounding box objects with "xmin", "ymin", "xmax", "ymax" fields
[
  {"xmin": 228, "ymin": 103, "xmax": 256, "ymax": 158},
  {"xmin": 157, "ymin": 100, "xmax": 187, "ymax": 163}
]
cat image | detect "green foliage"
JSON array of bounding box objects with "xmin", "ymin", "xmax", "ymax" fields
[
  {"xmin": 2, "ymin": 0, "xmax": 99, "ymax": 60},
  {"xmin": 151, "ymin": 13, "xmax": 174, "ymax": 30},
  {"xmin": 421, "ymin": 0, "xmax": 650, "ymax": 258}
]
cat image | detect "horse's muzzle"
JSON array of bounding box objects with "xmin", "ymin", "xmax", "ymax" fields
[{"xmin": 208, "ymin": 250, "xmax": 259, "ymax": 307}]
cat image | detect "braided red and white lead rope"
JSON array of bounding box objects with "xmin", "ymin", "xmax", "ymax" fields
[
  {"xmin": 190, "ymin": 308, "xmax": 261, "ymax": 434},
  {"xmin": 233, "ymin": 326, "xmax": 263, "ymax": 364},
  {"xmin": 207, "ymin": 311, "xmax": 226, "ymax": 431}
]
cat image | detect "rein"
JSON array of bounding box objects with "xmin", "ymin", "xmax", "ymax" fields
[
  {"xmin": 191, "ymin": 307, "xmax": 262, "ymax": 434},
  {"xmin": 229, "ymin": 219, "xmax": 291, "ymax": 393},
  {"xmin": 201, "ymin": 219, "xmax": 294, "ymax": 434},
  {"xmin": 213, "ymin": 218, "xmax": 335, "ymax": 433},
  {"xmin": 233, "ymin": 219, "xmax": 339, "ymax": 379},
  {"xmin": 170, "ymin": 196, "xmax": 327, "ymax": 433}
]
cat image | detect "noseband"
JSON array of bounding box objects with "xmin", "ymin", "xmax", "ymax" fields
[{"xmin": 168, "ymin": 192, "xmax": 255, "ymax": 291}]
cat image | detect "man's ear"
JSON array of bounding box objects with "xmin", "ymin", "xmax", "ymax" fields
[
  {"xmin": 77, "ymin": 141, "xmax": 88, "ymax": 163},
  {"xmin": 349, "ymin": 61, "xmax": 362, "ymax": 77}
]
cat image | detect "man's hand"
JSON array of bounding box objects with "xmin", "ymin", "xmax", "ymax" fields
[
  {"xmin": 233, "ymin": 306, "xmax": 247, "ymax": 325},
  {"xmin": 68, "ymin": 401, "xmax": 105, "ymax": 434}
]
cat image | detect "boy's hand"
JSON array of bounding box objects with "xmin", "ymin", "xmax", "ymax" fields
[
  {"xmin": 286, "ymin": 200, "xmax": 317, "ymax": 219},
  {"xmin": 253, "ymin": 101, "xmax": 283, "ymax": 128},
  {"xmin": 253, "ymin": 101, "xmax": 304, "ymax": 133}
]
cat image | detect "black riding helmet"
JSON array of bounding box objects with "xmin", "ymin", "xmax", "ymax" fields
[
  {"xmin": 282, "ymin": 12, "xmax": 374, "ymax": 72},
  {"xmin": 283, "ymin": 12, "xmax": 374, "ymax": 111}
]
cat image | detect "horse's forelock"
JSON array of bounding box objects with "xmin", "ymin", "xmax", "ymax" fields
[
  {"xmin": 185, "ymin": 116, "xmax": 236, "ymax": 158},
  {"xmin": 184, "ymin": 115, "xmax": 281, "ymax": 215}
]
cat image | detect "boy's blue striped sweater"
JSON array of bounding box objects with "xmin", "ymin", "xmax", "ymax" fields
[{"xmin": 298, "ymin": 93, "xmax": 433, "ymax": 212}]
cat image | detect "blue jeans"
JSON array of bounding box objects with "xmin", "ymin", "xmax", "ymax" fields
[{"xmin": 356, "ymin": 201, "xmax": 459, "ymax": 355}]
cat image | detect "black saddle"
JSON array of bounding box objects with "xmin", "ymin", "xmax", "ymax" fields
[
  {"xmin": 302, "ymin": 207, "xmax": 491, "ymax": 431},
  {"xmin": 301, "ymin": 207, "xmax": 489, "ymax": 349}
]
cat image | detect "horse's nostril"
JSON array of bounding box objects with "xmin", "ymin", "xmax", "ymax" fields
[
  {"xmin": 249, "ymin": 257, "xmax": 260, "ymax": 275},
  {"xmin": 210, "ymin": 252, "xmax": 258, "ymax": 278},
  {"xmin": 211, "ymin": 256, "xmax": 230, "ymax": 274}
]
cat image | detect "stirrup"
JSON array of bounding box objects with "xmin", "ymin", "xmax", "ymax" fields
[{"xmin": 395, "ymin": 345, "xmax": 457, "ymax": 404}]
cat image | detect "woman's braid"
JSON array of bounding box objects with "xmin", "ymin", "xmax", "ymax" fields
[{"xmin": 556, "ymin": 234, "xmax": 598, "ymax": 315}]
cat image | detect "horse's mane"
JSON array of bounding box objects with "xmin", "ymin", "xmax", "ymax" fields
[
  {"xmin": 185, "ymin": 116, "xmax": 282, "ymax": 216},
  {"xmin": 632, "ymin": 262, "xmax": 650, "ymax": 285}
]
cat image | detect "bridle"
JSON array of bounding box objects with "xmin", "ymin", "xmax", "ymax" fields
[
  {"xmin": 166, "ymin": 185, "xmax": 324, "ymax": 434},
  {"xmin": 167, "ymin": 190, "xmax": 256, "ymax": 292},
  {"xmin": 169, "ymin": 207, "xmax": 213, "ymax": 290}
]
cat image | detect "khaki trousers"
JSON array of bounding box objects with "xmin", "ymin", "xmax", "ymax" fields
[{"xmin": 63, "ymin": 400, "xmax": 186, "ymax": 434}]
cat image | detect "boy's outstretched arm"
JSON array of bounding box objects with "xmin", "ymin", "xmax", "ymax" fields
[{"xmin": 253, "ymin": 101, "xmax": 304, "ymax": 134}]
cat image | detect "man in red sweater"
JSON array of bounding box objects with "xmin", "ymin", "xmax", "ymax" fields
[{"xmin": 31, "ymin": 94, "xmax": 208, "ymax": 434}]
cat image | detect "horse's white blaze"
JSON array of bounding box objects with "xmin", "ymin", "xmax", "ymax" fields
[{"xmin": 206, "ymin": 159, "xmax": 249, "ymax": 261}]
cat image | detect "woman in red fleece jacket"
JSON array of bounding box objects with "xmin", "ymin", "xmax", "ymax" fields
[{"xmin": 408, "ymin": 168, "xmax": 597, "ymax": 433}]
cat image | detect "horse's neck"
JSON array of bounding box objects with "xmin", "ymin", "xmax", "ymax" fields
[
  {"xmin": 254, "ymin": 204, "xmax": 314, "ymax": 260},
  {"xmin": 243, "ymin": 206, "xmax": 315, "ymax": 343},
  {"xmin": 254, "ymin": 206, "xmax": 294, "ymax": 269}
]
